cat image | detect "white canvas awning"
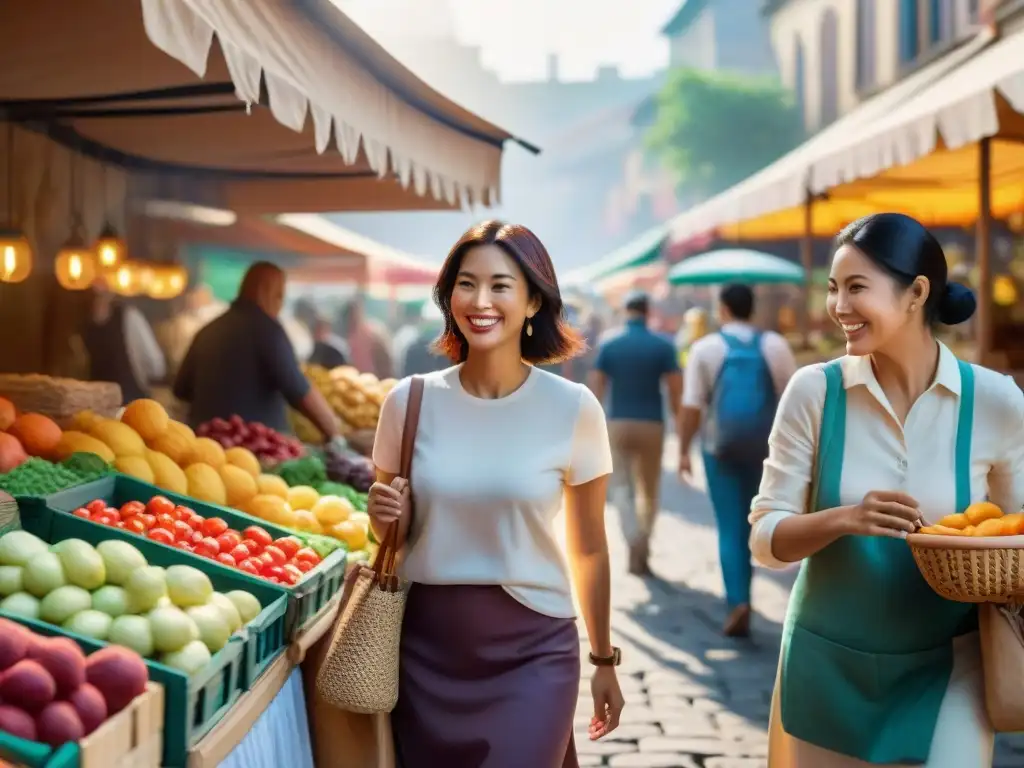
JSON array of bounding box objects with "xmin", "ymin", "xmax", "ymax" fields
[
  {"xmin": 666, "ymin": 30, "xmax": 994, "ymax": 244},
  {"xmin": 0, "ymin": 0, "xmax": 535, "ymax": 213}
]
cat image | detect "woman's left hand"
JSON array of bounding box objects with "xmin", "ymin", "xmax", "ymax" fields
[{"xmin": 589, "ymin": 666, "xmax": 624, "ymax": 740}]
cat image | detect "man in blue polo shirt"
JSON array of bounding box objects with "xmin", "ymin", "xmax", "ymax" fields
[{"xmin": 589, "ymin": 291, "xmax": 682, "ymax": 576}]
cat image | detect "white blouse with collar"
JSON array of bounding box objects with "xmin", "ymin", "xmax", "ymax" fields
[{"xmin": 750, "ymin": 343, "xmax": 1024, "ymax": 567}]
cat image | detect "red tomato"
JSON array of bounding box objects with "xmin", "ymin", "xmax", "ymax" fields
[
  {"xmin": 294, "ymin": 547, "xmax": 321, "ymax": 566},
  {"xmin": 263, "ymin": 565, "xmax": 286, "ymax": 581},
  {"xmin": 103, "ymin": 507, "xmax": 122, "ymax": 522},
  {"xmin": 148, "ymin": 528, "xmax": 175, "ymax": 546},
  {"xmin": 172, "ymin": 505, "xmax": 193, "ymax": 521},
  {"xmin": 188, "ymin": 513, "xmax": 205, "ymax": 530},
  {"xmin": 176, "ymin": 540, "xmax": 193, "ymax": 552},
  {"xmin": 120, "ymin": 501, "xmax": 146, "ymax": 518},
  {"xmin": 191, "ymin": 531, "xmax": 204, "ymax": 545},
  {"xmin": 173, "ymin": 521, "xmax": 194, "ymax": 542},
  {"xmin": 216, "ymin": 532, "xmax": 241, "ymax": 552},
  {"xmin": 202, "ymin": 518, "xmax": 228, "ymax": 538},
  {"xmin": 282, "ymin": 564, "xmax": 303, "ymax": 584},
  {"xmin": 194, "ymin": 538, "xmax": 220, "ymax": 558},
  {"xmin": 147, "ymin": 496, "xmax": 175, "ymax": 517},
  {"xmin": 293, "ymin": 559, "xmax": 314, "ymax": 573},
  {"xmin": 137, "ymin": 513, "xmax": 156, "ymax": 530},
  {"xmin": 243, "ymin": 526, "xmax": 273, "ymax": 549},
  {"xmin": 155, "ymin": 513, "xmax": 176, "ymax": 531},
  {"xmin": 86, "ymin": 499, "xmax": 108, "ymax": 515},
  {"xmin": 93, "ymin": 511, "xmax": 116, "ymax": 526},
  {"xmin": 115, "ymin": 521, "xmax": 126, "ymax": 529},
  {"xmin": 258, "ymin": 551, "xmax": 275, "ymax": 568},
  {"xmin": 262, "ymin": 545, "xmax": 287, "ymax": 566},
  {"xmin": 71, "ymin": 507, "xmax": 91, "ymax": 520},
  {"xmin": 125, "ymin": 517, "xmax": 147, "ymax": 534},
  {"xmin": 216, "ymin": 553, "xmax": 237, "ymax": 567},
  {"xmin": 229, "ymin": 544, "xmax": 251, "ymax": 562},
  {"xmin": 273, "ymin": 537, "xmax": 301, "ymax": 560},
  {"xmin": 241, "ymin": 538, "xmax": 263, "ymax": 556},
  {"xmin": 238, "ymin": 558, "xmax": 262, "ymax": 576}
]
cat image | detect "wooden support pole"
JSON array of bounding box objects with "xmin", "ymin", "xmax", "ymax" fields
[{"xmin": 975, "ymin": 137, "xmax": 992, "ymax": 366}]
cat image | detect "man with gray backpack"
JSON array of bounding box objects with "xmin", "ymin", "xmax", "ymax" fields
[{"xmin": 677, "ymin": 284, "xmax": 796, "ymax": 637}]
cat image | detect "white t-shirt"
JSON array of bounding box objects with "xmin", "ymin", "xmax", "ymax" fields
[{"xmin": 372, "ymin": 365, "xmax": 613, "ymax": 618}]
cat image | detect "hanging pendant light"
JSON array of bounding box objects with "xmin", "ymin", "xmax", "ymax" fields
[
  {"xmin": 0, "ymin": 123, "xmax": 32, "ymax": 283},
  {"xmin": 55, "ymin": 149, "xmax": 97, "ymax": 291},
  {"xmin": 94, "ymin": 223, "xmax": 126, "ymax": 271},
  {"xmin": 110, "ymin": 260, "xmax": 154, "ymax": 297},
  {"xmin": 146, "ymin": 263, "xmax": 189, "ymax": 300}
]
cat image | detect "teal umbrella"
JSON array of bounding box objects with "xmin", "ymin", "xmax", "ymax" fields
[
  {"xmin": 667, "ymin": 248, "xmax": 805, "ymax": 286},
  {"xmin": 562, "ymin": 225, "xmax": 666, "ymax": 287}
]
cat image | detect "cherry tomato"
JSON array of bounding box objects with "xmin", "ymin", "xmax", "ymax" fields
[
  {"xmin": 188, "ymin": 513, "xmax": 205, "ymax": 531},
  {"xmin": 137, "ymin": 513, "xmax": 156, "ymax": 530},
  {"xmin": 172, "ymin": 505, "xmax": 193, "ymax": 521},
  {"xmin": 293, "ymin": 559, "xmax": 314, "ymax": 573},
  {"xmin": 216, "ymin": 553, "xmax": 237, "ymax": 567},
  {"xmin": 229, "ymin": 544, "xmax": 251, "ymax": 562},
  {"xmin": 216, "ymin": 532, "xmax": 241, "ymax": 553},
  {"xmin": 94, "ymin": 511, "xmax": 117, "ymax": 526},
  {"xmin": 273, "ymin": 537, "xmax": 301, "ymax": 560},
  {"xmin": 71, "ymin": 508, "xmax": 91, "ymax": 520},
  {"xmin": 120, "ymin": 501, "xmax": 146, "ymax": 518},
  {"xmin": 191, "ymin": 531, "xmax": 204, "ymax": 545},
  {"xmin": 87, "ymin": 499, "xmax": 108, "ymax": 515},
  {"xmin": 125, "ymin": 517, "xmax": 147, "ymax": 535},
  {"xmin": 155, "ymin": 513, "xmax": 176, "ymax": 531},
  {"xmin": 263, "ymin": 565, "xmax": 286, "ymax": 581},
  {"xmin": 243, "ymin": 526, "xmax": 273, "ymax": 549},
  {"xmin": 241, "ymin": 538, "xmax": 263, "ymax": 556},
  {"xmin": 262, "ymin": 545, "xmax": 287, "ymax": 566},
  {"xmin": 258, "ymin": 551, "xmax": 275, "ymax": 568},
  {"xmin": 115, "ymin": 521, "xmax": 126, "ymax": 529},
  {"xmin": 173, "ymin": 521, "xmax": 194, "ymax": 542},
  {"xmin": 282, "ymin": 564, "xmax": 303, "ymax": 584},
  {"xmin": 194, "ymin": 538, "xmax": 220, "ymax": 558},
  {"xmin": 176, "ymin": 540, "xmax": 193, "ymax": 552},
  {"xmin": 294, "ymin": 547, "xmax": 321, "ymax": 566},
  {"xmin": 239, "ymin": 558, "xmax": 262, "ymax": 576},
  {"xmin": 148, "ymin": 528, "xmax": 175, "ymax": 546},
  {"xmin": 147, "ymin": 496, "xmax": 175, "ymax": 517},
  {"xmin": 202, "ymin": 518, "xmax": 228, "ymax": 538}
]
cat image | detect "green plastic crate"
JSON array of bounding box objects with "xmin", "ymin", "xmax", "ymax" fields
[
  {"xmin": 30, "ymin": 474, "xmax": 347, "ymax": 638},
  {"xmin": 9, "ymin": 512, "xmax": 289, "ymax": 768},
  {"xmin": 0, "ymin": 725, "xmax": 77, "ymax": 768}
]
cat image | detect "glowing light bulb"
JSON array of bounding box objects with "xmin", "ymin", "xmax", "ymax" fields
[
  {"xmin": 2, "ymin": 246, "xmax": 14, "ymax": 279},
  {"xmin": 69, "ymin": 255, "xmax": 82, "ymax": 281}
]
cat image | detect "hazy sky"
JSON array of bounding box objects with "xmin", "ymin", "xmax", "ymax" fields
[{"xmin": 336, "ymin": 0, "xmax": 679, "ymax": 81}]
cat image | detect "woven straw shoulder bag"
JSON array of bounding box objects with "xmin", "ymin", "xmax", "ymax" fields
[{"xmin": 316, "ymin": 376, "xmax": 424, "ymax": 713}]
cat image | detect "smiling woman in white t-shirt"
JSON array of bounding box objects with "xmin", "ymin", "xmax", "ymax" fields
[{"xmin": 367, "ymin": 220, "xmax": 623, "ymax": 768}]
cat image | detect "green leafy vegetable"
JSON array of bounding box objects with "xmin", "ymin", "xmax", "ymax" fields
[
  {"xmin": 0, "ymin": 454, "xmax": 111, "ymax": 497},
  {"xmin": 271, "ymin": 456, "xmax": 327, "ymax": 488}
]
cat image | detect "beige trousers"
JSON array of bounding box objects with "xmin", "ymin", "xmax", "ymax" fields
[{"xmin": 607, "ymin": 420, "xmax": 665, "ymax": 547}]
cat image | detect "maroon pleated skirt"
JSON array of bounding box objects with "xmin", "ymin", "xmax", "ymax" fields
[{"xmin": 392, "ymin": 584, "xmax": 580, "ymax": 768}]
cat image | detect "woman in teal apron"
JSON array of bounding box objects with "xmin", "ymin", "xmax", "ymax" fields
[{"xmin": 750, "ymin": 213, "xmax": 1024, "ymax": 767}]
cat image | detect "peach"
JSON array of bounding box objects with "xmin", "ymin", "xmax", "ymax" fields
[
  {"xmin": 67, "ymin": 683, "xmax": 107, "ymax": 735},
  {"xmin": 35, "ymin": 701, "xmax": 85, "ymax": 747},
  {"xmin": 0, "ymin": 660, "xmax": 56, "ymax": 712}
]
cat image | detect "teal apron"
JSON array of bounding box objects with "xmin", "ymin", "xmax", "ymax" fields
[{"xmin": 780, "ymin": 359, "xmax": 978, "ymax": 764}]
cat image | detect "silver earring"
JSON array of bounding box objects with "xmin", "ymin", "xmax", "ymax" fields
[{"xmin": 526, "ymin": 320, "xmax": 533, "ymax": 337}]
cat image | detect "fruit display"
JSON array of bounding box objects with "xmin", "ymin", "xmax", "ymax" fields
[
  {"xmin": 196, "ymin": 415, "xmax": 304, "ymax": 465},
  {"xmin": 301, "ymin": 363, "xmax": 397, "ymax": 431},
  {"xmin": 0, "ymin": 398, "xmax": 66, "ymax": 474},
  {"xmin": 74, "ymin": 495, "xmax": 324, "ymax": 586},
  {"xmin": 919, "ymin": 502, "xmax": 1024, "ymax": 537},
  {"xmin": 0, "ymin": 454, "xmax": 111, "ymax": 498},
  {"xmin": 0, "ymin": 530, "xmax": 263, "ymax": 673},
  {"xmin": 0, "ymin": 616, "xmax": 149, "ymax": 746}
]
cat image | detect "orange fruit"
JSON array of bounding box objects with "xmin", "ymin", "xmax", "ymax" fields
[{"xmin": 965, "ymin": 501, "xmax": 1003, "ymax": 526}]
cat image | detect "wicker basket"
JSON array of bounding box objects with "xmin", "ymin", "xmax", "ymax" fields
[
  {"xmin": 907, "ymin": 532, "xmax": 1024, "ymax": 603},
  {"xmin": 0, "ymin": 374, "xmax": 121, "ymax": 427}
]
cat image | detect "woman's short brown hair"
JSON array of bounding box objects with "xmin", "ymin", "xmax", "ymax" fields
[{"xmin": 432, "ymin": 220, "xmax": 586, "ymax": 364}]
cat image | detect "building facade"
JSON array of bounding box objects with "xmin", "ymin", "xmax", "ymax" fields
[
  {"xmin": 663, "ymin": 0, "xmax": 778, "ymax": 74},
  {"xmin": 767, "ymin": 0, "xmax": 992, "ymax": 132}
]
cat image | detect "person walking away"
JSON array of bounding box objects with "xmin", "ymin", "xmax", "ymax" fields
[
  {"xmin": 308, "ymin": 316, "xmax": 349, "ymax": 369},
  {"xmin": 75, "ymin": 279, "xmax": 166, "ymax": 404},
  {"xmin": 678, "ymin": 284, "xmax": 796, "ymax": 636},
  {"xmin": 337, "ymin": 299, "xmax": 393, "ymax": 379},
  {"xmin": 368, "ymin": 220, "xmax": 624, "ymax": 767},
  {"xmin": 753, "ymin": 213, "xmax": 1022, "ymax": 766},
  {"xmin": 589, "ymin": 291, "xmax": 682, "ymax": 576},
  {"xmin": 173, "ymin": 262, "xmax": 341, "ymax": 446}
]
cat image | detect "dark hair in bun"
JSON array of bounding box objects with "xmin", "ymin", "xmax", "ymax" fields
[{"xmin": 835, "ymin": 213, "xmax": 976, "ymax": 326}]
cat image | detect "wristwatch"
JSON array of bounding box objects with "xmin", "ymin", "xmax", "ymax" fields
[{"xmin": 588, "ymin": 647, "xmax": 622, "ymax": 667}]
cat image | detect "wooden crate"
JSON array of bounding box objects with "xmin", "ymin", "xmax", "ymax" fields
[{"xmin": 80, "ymin": 683, "xmax": 164, "ymax": 768}]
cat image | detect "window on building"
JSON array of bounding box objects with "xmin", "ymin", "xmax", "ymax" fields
[
  {"xmin": 794, "ymin": 38, "xmax": 806, "ymax": 131},
  {"xmin": 855, "ymin": 0, "xmax": 877, "ymax": 89},
  {"xmin": 899, "ymin": 0, "xmax": 920, "ymax": 64},
  {"xmin": 820, "ymin": 9, "xmax": 839, "ymax": 125},
  {"xmin": 930, "ymin": 0, "xmax": 955, "ymax": 43}
]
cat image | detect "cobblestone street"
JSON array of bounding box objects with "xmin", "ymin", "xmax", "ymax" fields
[{"xmin": 575, "ymin": 440, "xmax": 1024, "ymax": 768}]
